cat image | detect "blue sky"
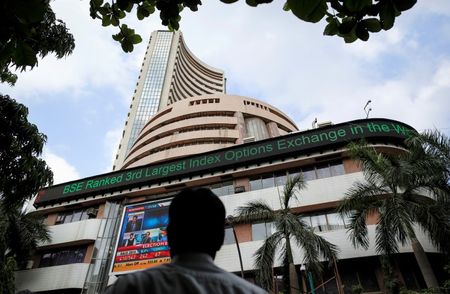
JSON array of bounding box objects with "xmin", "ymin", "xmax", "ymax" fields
[{"xmin": 1, "ymin": 1, "xmax": 449, "ymax": 184}]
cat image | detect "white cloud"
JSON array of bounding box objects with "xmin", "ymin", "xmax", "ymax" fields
[
  {"xmin": 43, "ymin": 149, "xmax": 81, "ymax": 184},
  {"xmin": 103, "ymin": 128, "xmax": 123, "ymax": 172}
]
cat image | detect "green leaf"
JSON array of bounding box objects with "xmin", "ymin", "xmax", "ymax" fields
[
  {"xmin": 130, "ymin": 34, "xmax": 142, "ymax": 44},
  {"xmin": 324, "ymin": 19, "xmax": 339, "ymax": 36},
  {"xmin": 343, "ymin": 27, "xmax": 358, "ymax": 43},
  {"xmin": 283, "ymin": 1, "xmax": 290, "ymax": 11},
  {"xmin": 92, "ymin": 0, "xmax": 104, "ymax": 7},
  {"xmin": 393, "ymin": 0, "xmax": 416, "ymax": 11},
  {"xmin": 380, "ymin": 1, "xmax": 395, "ymax": 30},
  {"xmin": 111, "ymin": 17, "xmax": 119, "ymax": 26},
  {"xmin": 364, "ymin": 18, "xmax": 381, "ymax": 32},
  {"xmin": 102, "ymin": 16, "xmax": 112, "ymax": 26},
  {"xmin": 356, "ymin": 23, "xmax": 369, "ymax": 41},
  {"xmin": 13, "ymin": 43, "xmax": 38, "ymax": 68},
  {"xmin": 287, "ymin": 0, "xmax": 327, "ymax": 23},
  {"xmin": 338, "ymin": 17, "xmax": 356, "ymax": 34},
  {"xmin": 343, "ymin": 0, "xmax": 372, "ymax": 13},
  {"xmin": 246, "ymin": 0, "xmax": 258, "ymax": 7},
  {"xmin": 14, "ymin": 0, "xmax": 46, "ymax": 23},
  {"xmin": 220, "ymin": 0, "xmax": 239, "ymax": 3},
  {"xmin": 112, "ymin": 33, "xmax": 122, "ymax": 42},
  {"xmin": 121, "ymin": 40, "xmax": 133, "ymax": 52}
]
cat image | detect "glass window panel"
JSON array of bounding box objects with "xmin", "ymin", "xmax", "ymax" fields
[
  {"xmin": 326, "ymin": 213, "xmax": 345, "ymax": 230},
  {"xmin": 287, "ymin": 169, "xmax": 301, "ymax": 180},
  {"xmin": 275, "ymin": 172, "xmax": 287, "ymax": 186},
  {"xmin": 252, "ymin": 223, "xmax": 273, "ymax": 241},
  {"xmin": 249, "ymin": 177, "xmax": 262, "ymax": 191},
  {"xmin": 63, "ymin": 212, "xmax": 73, "ymax": 224},
  {"xmin": 302, "ymin": 167, "xmax": 316, "ymax": 181},
  {"xmin": 261, "ymin": 174, "xmax": 275, "ymax": 189},
  {"xmin": 55, "ymin": 214, "xmax": 65, "ymax": 225},
  {"xmin": 316, "ymin": 164, "xmax": 332, "ymax": 179},
  {"xmin": 223, "ymin": 228, "xmax": 235, "ymax": 245},
  {"xmin": 252, "ymin": 223, "xmax": 266, "ymax": 240},
  {"xmin": 40, "ymin": 253, "xmax": 53, "ymax": 267},
  {"xmin": 310, "ymin": 215, "xmax": 328, "ymax": 232},
  {"xmin": 72, "ymin": 210, "xmax": 83, "ymax": 222},
  {"xmin": 80, "ymin": 210, "xmax": 89, "ymax": 221},
  {"xmin": 330, "ymin": 162, "xmax": 345, "ymax": 176}
]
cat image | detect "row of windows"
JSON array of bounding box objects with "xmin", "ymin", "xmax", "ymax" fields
[
  {"xmin": 55, "ymin": 207, "xmax": 98, "ymax": 225},
  {"xmin": 132, "ymin": 125, "xmax": 236, "ymax": 155},
  {"xmin": 189, "ymin": 98, "xmax": 220, "ymax": 106},
  {"xmin": 249, "ymin": 161, "xmax": 345, "ymax": 191},
  {"xmin": 224, "ymin": 212, "xmax": 350, "ymax": 245},
  {"xmin": 39, "ymin": 246, "xmax": 87, "ymax": 268}
]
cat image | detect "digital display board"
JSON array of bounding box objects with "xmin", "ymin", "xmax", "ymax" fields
[
  {"xmin": 35, "ymin": 119, "xmax": 415, "ymax": 207},
  {"xmin": 111, "ymin": 200, "xmax": 171, "ymax": 274}
]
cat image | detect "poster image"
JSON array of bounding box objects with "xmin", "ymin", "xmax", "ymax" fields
[{"xmin": 111, "ymin": 200, "xmax": 171, "ymax": 274}]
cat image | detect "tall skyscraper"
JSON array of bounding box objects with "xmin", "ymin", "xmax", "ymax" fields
[{"xmin": 113, "ymin": 30, "xmax": 226, "ymax": 170}]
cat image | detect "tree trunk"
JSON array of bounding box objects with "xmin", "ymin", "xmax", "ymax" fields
[
  {"xmin": 289, "ymin": 263, "xmax": 300, "ymax": 294},
  {"xmin": 411, "ymin": 237, "xmax": 439, "ymax": 288}
]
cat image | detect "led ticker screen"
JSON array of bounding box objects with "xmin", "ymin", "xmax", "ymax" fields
[
  {"xmin": 35, "ymin": 119, "xmax": 415, "ymax": 207},
  {"xmin": 111, "ymin": 200, "xmax": 171, "ymax": 274}
]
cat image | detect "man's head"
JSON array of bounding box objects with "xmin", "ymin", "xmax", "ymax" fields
[
  {"xmin": 131, "ymin": 215, "xmax": 137, "ymax": 222},
  {"xmin": 167, "ymin": 188, "xmax": 226, "ymax": 259}
]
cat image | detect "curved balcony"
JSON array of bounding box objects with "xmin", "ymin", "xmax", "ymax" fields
[
  {"xmin": 41, "ymin": 218, "xmax": 101, "ymax": 247},
  {"xmin": 15, "ymin": 263, "xmax": 89, "ymax": 292}
]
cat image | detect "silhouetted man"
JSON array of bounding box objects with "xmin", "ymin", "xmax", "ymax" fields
[{"xmin": 106, "ymin": 188, "xmax": 266, "ymax": 294}]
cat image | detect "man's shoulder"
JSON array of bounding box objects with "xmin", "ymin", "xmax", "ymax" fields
[{"xmin": 218, "ymin": 270, "xmax": 267, "ymax": 293}]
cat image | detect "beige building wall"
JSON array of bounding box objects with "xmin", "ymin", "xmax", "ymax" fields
[{"xmin": 121, "ymin": 94, "xmax": 299, "ymax": 169}]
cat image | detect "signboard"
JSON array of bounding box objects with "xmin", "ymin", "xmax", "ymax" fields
[
  {"xmin": 111, "ymin": 200, "xmax": 171, "ymax": 274},
  {"xmin": 35, "ymin": 118, "xmax": 415, "ymax": 207}
]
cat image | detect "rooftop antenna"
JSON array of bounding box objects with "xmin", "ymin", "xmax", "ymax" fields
[
  {"xmin": 364, "ymin": 100, "xmax": 372, "ymax": 119},
  {"xmin": 312, "ymin": 117, "xmax": 317, "ymax": 128}
]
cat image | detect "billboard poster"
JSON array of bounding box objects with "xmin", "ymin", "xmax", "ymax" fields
[{"xmin": 111, "ymin": 200, "xmax": 171, "ymax": 274}]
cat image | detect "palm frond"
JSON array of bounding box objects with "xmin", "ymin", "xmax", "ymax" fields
[
  {"xmin": 411, "ymin": 200, "xmax": 450, "ymax": 254},
  {"xmin": 338, "ymin": 181, "xmax": 385, "ymax": 216},
  {"xmin": 346, "ymin": 209, "xmax": 371, "ymax": 250},
  {"xmin": 234, "ymin": 199, "xmax": 276, "ymax": 224},
  {"xmin": 254, "ymin": 231, "xmax": 283, "ymax": 290},
  {"xmin": 282, "ymin": 174, "xmax": 306, "ymax": 209},
  {"xmin": 284, "ymin": 214, "xmax": 338, "ymax": 274}
]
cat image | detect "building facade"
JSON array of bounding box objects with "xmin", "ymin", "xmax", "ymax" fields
[
  {"xmin": 113, "ymin": 30, "xmax": 226, "ymax": 170},
  {"xmin": 14, "ymin": 32, "xmax": 446, "ymax": 294},
  {"xmin": 16, "ymin": 115, "xmax": 444, "ymax": 293}
]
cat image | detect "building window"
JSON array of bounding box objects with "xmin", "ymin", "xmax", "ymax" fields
[
  {"xmin": 301, "ymin": 212, "xmax": 349, "ymax": 233},
  {"xmin": 209, "ymin": 181, "xmax": 234, "ymax": 197},
  {"xmin": 39, "ymin": 246, "xmax": 87, "ymax": 268},
  {"xmin": 252, "ymin": 222, "xmax": 273, "ymax": 241},
  {"xmin": 54, "ymin": 207, "xmax": 98, "ymax": 225},
  {"xmin": 223, "ymin": 227, "xmax": 235, "ymax": 245},
  {"xmin": 248, "ymin": 161, "xmax": 346, "ymax": 192}
]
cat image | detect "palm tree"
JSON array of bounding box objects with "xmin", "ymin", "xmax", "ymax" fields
[
  {"xmin": 234, "ymin": 175, "xmax": 338, "ymax": 293},
  {"xmin": 0, "ymin": 204, "xmax": 50, "ymax": 294},
  {"xmin": 338, "ymin": 139, "xmax": 450, "ymax": 290}
]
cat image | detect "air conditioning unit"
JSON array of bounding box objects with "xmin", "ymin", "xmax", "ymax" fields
[
  {"xmin": 86, "ymin": 207, "xmax": 98, "ymax": 218},
  {"xmin": 242, "ymin": 136, "xmax": 255, "ymax": 144},
  {"xmin": 234, "ymin": 186, "xmax": 245, "ymax": 193},
  {"xmin": 317, "ymin": 121, "xmax": 333, "ymax": 128}
]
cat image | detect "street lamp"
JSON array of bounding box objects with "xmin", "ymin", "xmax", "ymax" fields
[
  {"xmin": 226, "ymin": 215, "xmax": 244, "ymax": 278},
  {"xmin": 364, "ymin": 100, "xmax": 372, "ymax": 119}
]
